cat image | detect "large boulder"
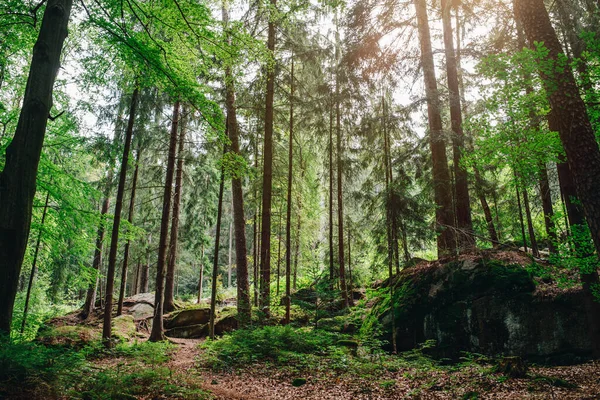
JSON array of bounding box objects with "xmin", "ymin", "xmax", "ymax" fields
[
  {"xmin": 364, "ymin": 253, "xmax": 594, "ymax": 363},
  {"xmin": 165, "ymin": 323, "xmax": 208, "ymax": 339},
  {"xmin": 164, "ymin": 306, "xmax": 211, "ymax": 330}
]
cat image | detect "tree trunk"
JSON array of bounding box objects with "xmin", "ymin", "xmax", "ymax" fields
[
  {"xmin": 164, "ymin": 106, "xmax": 187, "ymax": 313},
  {"xmin": 441, "ymin": 0, "xmax": 474, "ymax": 253},
  {"xmin": 522, "ymin": 187, "xmax": 540, "ymax": 257},
  {"xmin": 198, "ymin": 243, "xmax": 205, "ymax": 303},
  {"xmin": 259, "ymin": 0, "xmax": 277, "ymax": 319},
  {"xmin": 413, "ymin": 0, "xmax": 457, "ymax": 258},
  {"xmin": 117, "ymin": 146, "xmax": 142, "ymax": 316},
  {"xmin": 284, "ymin": 54, "xmax": 294, "ymax": 324},
  {"xmin": 20, "ymin": 189, "xmax": 51, "ymax": 334},
  {"xmin": 0, "ymin": 0, "xmax": 72, "ymax": 335},
  {"xmin": 149, "ymin": 101, "xmax": 180, "ymax": 342},
  {"xmin": 474, "ymin": 168, "xmax": 499, "ymax": 247},
  {"xmin": 223, "ymin": 4, "xmax": 251, "ymax": 323},
  {"xmin": 539, "ymin": 164, "xmax": 557, "ymax": 253},
  {"xmin": 515, "ymin": 0, "xmax": 600, "ymax": 356},
  {"xmin": 81, "ymin": 194, "xmax": 110, "ymax": 320},
  {"xmin": 210, "ymin": 151, "xmax": 226, "ymax": 339},
  {"xmin": 141, "ymin": 235, "xmax": 150, "ymax": 293},
  {"xmin": 515, "ymin": 176, "xmax": 528, "ymax": 253},
  {"xmin": 335, "ymin": 43, "xmax": 349, "ymax": 309},
  {"xmin": 102, "ymin": 86, "xmax": 140, "ymax": 347},
  {"xmin": 228, "ymin": 218, "xmax": 233, "ymax": 288},
  {"xmin": 329, "ymin": 91, "xmax": 335, "ymax": 285},
  {"xmin": 276, "ymin": 206, "xmax": 283, "ymax": 296}
]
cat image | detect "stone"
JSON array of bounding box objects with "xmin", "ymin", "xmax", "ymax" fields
[
  {"xmin": 128, "ymin": 303, "xmax": 154, "ymax": 320},
  {"xmin": 365, "ymin": 254, "xmax": 594, "ymax": 363},
  {"xmin": 164, "ymin": 307, "xmax": 211, "ymax": 330},
  {"xmin": 165, "ymin": 323, "xmax": 208, "ymax": 339},
  {"xmin": 214, "ymin": 314, "xmax": 238, "ymax": 336}
]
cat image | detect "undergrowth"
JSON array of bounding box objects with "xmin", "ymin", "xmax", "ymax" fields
[{"xmin": 0, "ymin": 337, "xmax": 208, "ymax": 399}]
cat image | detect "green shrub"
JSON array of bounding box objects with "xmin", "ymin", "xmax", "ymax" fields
[{"xmin": 201, "ymin": 325, "xmax": 344, "ymax": 370}]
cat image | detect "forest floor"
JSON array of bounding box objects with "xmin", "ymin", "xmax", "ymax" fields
[
  {"xmin": 4, "ymin": 312, "xmax": 600, "ymax": 399},
  {"xmin": 162, "ymin": 337, "xmax": 600, "ymax": 400}
]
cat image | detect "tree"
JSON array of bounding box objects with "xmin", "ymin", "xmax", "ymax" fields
[
  {"xmin": 441, "ymin": 0, "xmax": 474, "ymax": 252},
  {"xmin": 149, "ymin": 101, "xmax": 180, "ymax": 342},
  {"xmin": 413, "ymin": 0, "xmax": 457, "ymax": 257},
  {"xmin": 0, "ymin": 0, "xmax": 72, "ymax": 335},
  {"xmin": 102, "ymin": 86, "xmax": 139, "ymax": 346},
  {"xmin": 514, "ymin": 0, "xmax": 600, "ymax": 357},
  {"xmin": 117, "ymin": 144, "xmax": 142, "ymax": 316},
  {"xmin": 164, "ymin": 107, "xmax": 188, "ymax": 313},
  {"xmin": 223, "ymin": 3, "xmax": 251, "ymax": 324},
  {"xmin": 259, "ymin": 0, "xmax": 277, "ymax": 319}
]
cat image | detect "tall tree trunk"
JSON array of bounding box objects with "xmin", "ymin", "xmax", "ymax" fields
[
  {"xmin": 0, "ymin": 0, "xmax": 72, "ymax": 335},
  {"xmin": 442, "ymin": 0, "xmax": 474, "ymax": 253},
  {"xmin": 515, "ymin": 175, "xmax": 528, "ymax": 253},
  {"xmin": 328, "ymin": 91, "xmax": 335, "ymax": 285},
  {"xmin": 284, "ymin": 54, "xmax": 294, "ymax": 324},
  {"xmin": 81, "ymin": 192, "xmax": 111, "ymax": 319},
  {"xmin": 539, "ymin": 164, "xmax": 557, "ymax": 253},
  {"xmin": 259, "ymin": 0, "xmax": 277, "ymax": 319},
  {"xmin": 140, "ymin": 235, "xmax": 150, "ymax": 293},
  {"xmin": 522, "ymin": 188, "xmax": 540, "ymax": 257},
  {"xmin": 382, "ymin": 97, "xmax": 397, "ymax": 353},
  {"xmin": 223, "ymin": 4, "xmax": 251, "ymax": 323},
  {"xmin": 228, "ymin": 218, "xmax": 233, "ymax": 288},
  {"xmin": 149, "ymin": 101, "xmax": 180, "ymax": 342},
  {"xmin": 413, "ymin": 0, "xmax": 457, "ymax": 258},
  {"xmin": 198, "ymin": 243, "xmax": 205, "ymax": 303},
  {"xmin": 335, "ymin": 49, "xmax": 349, "ymax": 309},
  {"xmin": 102, "ymin": 86, "xmax": 140, "ymax": 347},
  {"xmin": 210, "ymin": 152, "xmax": 226, "ymax": 339},
  {"xmin": 474, "ymin": 169, "xmax": 499, "ymax": 247},
  {"xmin": 20, "ymin": 189, "xmax": 51, "ymax": 334},
  {"xmin": 117, "ymin": 147, "xmax": 142, "ymax": 316},
  {"xmin": 276, "ymin": 207, "xmax": 283, "ymax": 296},
  {"xmin": 515, "ymin": 0, "xmax": 600, "ymax": 356},
  {"xmin": 164, "ymin": 107, "xmax": 187, "ymax": 313}
]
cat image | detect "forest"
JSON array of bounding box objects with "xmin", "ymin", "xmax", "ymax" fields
[{"xmin": 1, "ymin": 0, "xmax": 600, "ymax": 398}]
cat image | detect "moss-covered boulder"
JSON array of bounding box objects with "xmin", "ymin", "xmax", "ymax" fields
[
  {"xmin": 112, "ymin": 315, "xmax": 137, "ymax": 340},
  {"xmin": 165, "ymin": 323, "xmax": 209, "ymax": 339},
  {"xmin": 164, "ymin": 306, "xmax": 211, "ymax": 330},
  {"xmin": 37, "ymin": 325, "xmax": 100, "ymax": 347},
  {"xmin": 363, "ymin": 254, "xmax": 593, "ymax": 363}
]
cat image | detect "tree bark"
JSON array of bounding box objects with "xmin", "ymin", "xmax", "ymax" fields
[
  {"xmin": 413, "ymin": 0, "xmax": 457, "ymax": 258},
  {"xmin": 117, "ymin": 146, "xmax": 142, "ymax": 316},
  {"xmin": 538, "ymin": 164, "xmax": 557, "ymax": 253},
  {"xmin": 81, "ymin": 193, "xmax": 110, "ymax": 320},
  {"xmin": 515, "ymin": 0, "xmax": 600, "ymax": 356},
  {"xmin": 474, "ymin": 169, "xmax": 499, "ymax": 247},
  {"xmin": 198, "ymin": 243, "xmax": 205, "ymax": 303},
  {"xmin": 20, "ymin": 189, "xmax": 51, "ymax": 334},
  {"xmin": 284, "ymin": 54, "xmax": 294, "ymax": 324},
  {"xmin": 335, "ymin": 40, "xmax": 349, "ymax": 309},
  {"xmin": 522, "ymin": 187, "xmax": 540, "ymax": 257},
  {"xmin": 0, "ymin": 0, "xmax": 72, "ymax": 335},
  {"xmin": 223, "ymin": 4, "xmax": 251, "ymax": 323},
  {"xmin": 164, "ymin": 106, "xmax": 187, "ymax": 313},
  {"xmin": 149, "ymin": 101, "xmax": 180, "ymax": 342},
  {"xmin": 441, "ymin": 0, "xmax": 474, "ymax": 253},
  {"xmin": 210, "ymin": 151, "xmax": 226, "ymax": 339},
  {"xmin": 102, "ymin": 86, "xmax": 139, "ymax": 347},
  {"xmin": 259, "ymin": 0, "xmax": 277, "ymax": 319},
  {"xmin": 140, "ymin": 235, "xmax": 151, "ymax": 293},
  {"xmin": 328, "ymin": 90, "xmax": 335, "ymax": 285}
]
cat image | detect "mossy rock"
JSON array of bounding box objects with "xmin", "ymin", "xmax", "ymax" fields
[
  {"xmin": 37, "ymin": 325, "xmax": 100, "ymax": 347},
  {"xmin": 112, "ymin": 315, "xmax": 137, "ymax": 340},
  {"xmin": 363, "ymin": 254, "xmax": 594, "ymax": 362},
  {"xmin": 164, "ymin": 307, "xmax": 211, "ymax": 329},
  {"xmin": 165, "ymin": 323, "xmax": 209, "ymax": 339},
  {"xmin": 214, "ymin": 314, "xmax": 238, "ymax": 336}
]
